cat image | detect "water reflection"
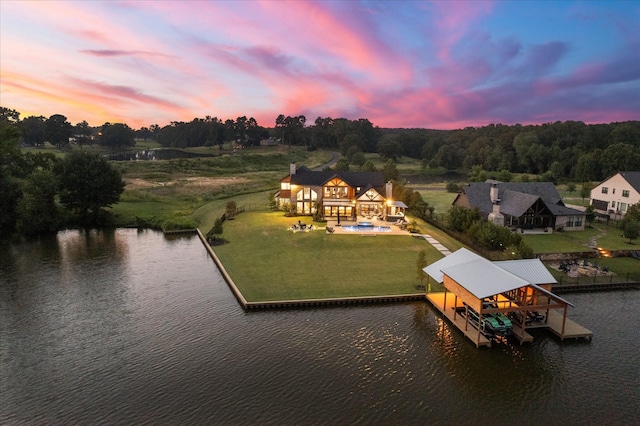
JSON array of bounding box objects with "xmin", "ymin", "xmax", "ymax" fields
[{"xmin": 0, "ymin": 230, "xmax": 638, "ymax": 425}]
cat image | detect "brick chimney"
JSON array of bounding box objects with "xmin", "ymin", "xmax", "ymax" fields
[
  {"xmin": 290, "ymin": 162, "xmax": 296, "ymax": 175},
  {"xmin": 386, "ymin": 181, "xmax": 393, "ymax": 199},
  {"xmin": 490, "ymin": 183, "xmax": 500, "ymax": 203}
]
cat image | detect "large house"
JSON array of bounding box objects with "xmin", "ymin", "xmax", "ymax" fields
[
  {"xmin": 453, "ymin": 181, "xmax": 585, "ymax": 232},
  {"xmin": 590, "ymin": 171, "xmax": 640, "ymax": 217},
  {"xmin": 275, "ymin": 163, "xmax": 406, "ymax": 220}
]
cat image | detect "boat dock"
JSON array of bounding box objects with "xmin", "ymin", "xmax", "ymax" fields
[
  {"xmin": 426, "ymin": 293, "xmax": 492, "ymax": 347},
  {"xmin": 426, "ymin": 292, "xmax": 592, "ymax": 346},
  {"xmin": 545, "ymin": 310, "xmax": 593, "ymax": 341}
]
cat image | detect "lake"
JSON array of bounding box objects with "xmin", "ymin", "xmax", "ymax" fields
[{"xmin": 1, "ymin": 229, "xmax": 638, "ymax": 425}]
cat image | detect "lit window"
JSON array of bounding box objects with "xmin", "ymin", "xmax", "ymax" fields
[
  {"xmin": 281, "ymin": 182, "xmax": 290, "ymax": 190},
  {"xmin": 602, "ymin": 187, "xmax": 608, "ymax": 194},
  {"xmin": 622, "ymin": 190, "xmax": 630, "ymax": 197}
]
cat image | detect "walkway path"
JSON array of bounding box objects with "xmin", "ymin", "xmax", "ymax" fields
[
  {"xmin": 585, "ymin": 225, "xmax": 607, "ymax": 249},
  {"xmin": 417, "ymin": 234, "xmax": 452, "ymax": 256}
]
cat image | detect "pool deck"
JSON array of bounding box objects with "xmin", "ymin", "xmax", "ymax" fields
[{"xmin": 327, "ymin": 217, "xmax": 410, "ymax": 235}]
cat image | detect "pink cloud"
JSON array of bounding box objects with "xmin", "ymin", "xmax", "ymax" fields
[
  {"xmin": 79, "ymin": 49, "xmax": 175, "ymax": 59},
  {"xmin": 430, "ymin": 0, "xmax": 495, "ymax": 62}
]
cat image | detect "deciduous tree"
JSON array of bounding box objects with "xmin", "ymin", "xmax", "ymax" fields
[
  {"xmin": 21, "ymin": 116, "xmax": 46, "ymax": 146},
  {"xmin": 100, "ymin": 122, "xmax": 135, "ymax": 149},
  {"xmin": 623, "ymin": 220, "xmax": 639, "ymax": 244},
  {"xmin": 45, "ymin": 114, "xmax": 73, "ymax": 149},
  {"xmin": 16, "ymin": 170, "xmax": 59, "ymax": 235},
  {"xmin": 416, "ymin": 250, "xmax": 427, "ymax": 284},
  {"xmin": 74, "ymin": 120, "xmax": 93, "ymax": 148},
  {"xmin": 56, "ymin": 151, "xmax": 125, "ymax": 225}
]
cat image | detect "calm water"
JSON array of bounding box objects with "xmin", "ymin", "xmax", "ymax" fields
[{"xmin": 1, "ymin": 229, "xmax": 638, "ymax": 425}]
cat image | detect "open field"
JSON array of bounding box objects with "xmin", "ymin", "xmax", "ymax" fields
[
  {"xmin": 110, "ymin": 146, "xmax": 332, "ymax": 227},
  {"xmin": 410, "ymin": 186, "xmax": 457, "ymax": 217}
]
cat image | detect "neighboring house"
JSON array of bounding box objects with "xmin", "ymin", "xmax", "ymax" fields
[
  {"xmin": 453, "ymin": 181, "xmax": 585, "ymax": 231},
  {"xmin": 590, "ymin": 171, "xmax": 640, "ymax": 217},
  {"xmin": 260, "ymin": 138, "xmax": 279, "ymax": 146},
  {"xmin": 275, "ymin": 163, "xmax": 407, "ymax": 220}
]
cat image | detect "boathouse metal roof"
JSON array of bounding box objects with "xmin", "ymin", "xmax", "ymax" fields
[
  {"xmin": 423, "ymin": 248, "xmax": 478, "ymax": 284},
  {"xmin": 440, "ymin": 258, "xmax": 530, "ymax": 299},
  {"xmin": 424, "ymin": 248, "xmax": 565, "ymax": 301},
  {"xmin": 493, "ymin": 259, "xmax": 557, "ymax": 285}
]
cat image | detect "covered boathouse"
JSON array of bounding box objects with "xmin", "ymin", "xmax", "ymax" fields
[{"xmin": 424, "ymin": 248, "xmax": 592, "ymax": 347}]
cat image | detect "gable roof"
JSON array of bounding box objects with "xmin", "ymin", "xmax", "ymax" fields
[
  {"xmin": 424, "ymin": 249, "xmax": 570, "ymax": 303},
  {"xmin": 424, "ymin": 248, "xmax": 530, "ymax": 298},
  {"xmin": 618, "ymin": 171, "xmax": 640, "ymax": 193},
  {"xmin": 356, "ymin": 184, "xmax": 384, "ymax": 200},
  {"xmin": 423, "ymin": 247, "xmax": 478, "ymax": 283},
  {"xmin": 461, "ymin": 181, "xmax": 583, "ymax": 217},
  {"xmin": 493, "ymin": 259, "xmax": 557, "ymax": 285},
  {"xmin": 441, "ymin": 258, "xmax": 530, "ymax": 299},
  {"xmin": 288, "ymin": 167, "xmax": 385, "ymax": 189}
]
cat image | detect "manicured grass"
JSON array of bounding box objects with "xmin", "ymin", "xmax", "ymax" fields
[
  {"xmin": 522, "ymin": 223, "xmax": 636, "ymax": 253},
  {"xmin": 522, "ymin": 228, "xmax": 600, "ymax": 253},
  {"xmin": 209, "ymin": 211, "xmax": 448, "ymax": 301}
]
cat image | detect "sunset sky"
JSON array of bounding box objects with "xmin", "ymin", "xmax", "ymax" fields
[{"xmin": 1, "ymin": 0, "xmax": 638, "ymax": 130}]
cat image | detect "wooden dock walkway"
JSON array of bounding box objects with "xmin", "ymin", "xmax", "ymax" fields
[{"xmin": 545, "ymin": 310, "xmax": 593, "ymax": 340}]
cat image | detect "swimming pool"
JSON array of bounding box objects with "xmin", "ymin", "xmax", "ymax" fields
[{"xmin": 341, "ymin": 223, "xmax": 392, "ymax": 232}]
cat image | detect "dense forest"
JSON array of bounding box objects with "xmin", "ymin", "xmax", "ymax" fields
[{"xmin": 5, "ymin": 106, "xmax": 640, "ymax": 184}]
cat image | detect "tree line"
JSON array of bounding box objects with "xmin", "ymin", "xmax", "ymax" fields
[
  {"xmin": 1, "ymin": 108, "xmax": 125, "ymax": 239},
  {"xmin": 14, "ymin": 110, "xmax": 137, "ymax": 150},
  {"xmin": 10, "ymin": 104, "xmax": 638, "ymax": 183}
]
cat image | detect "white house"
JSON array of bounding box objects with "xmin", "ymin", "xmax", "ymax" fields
[{"xmin": 590, "ymin": 171, "xmax": 640, "ymax": 216}]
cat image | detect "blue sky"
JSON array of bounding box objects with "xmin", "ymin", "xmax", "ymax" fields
[{"xmin": 1, "ymin": 0, "xmax": 638, "ymax": 129}]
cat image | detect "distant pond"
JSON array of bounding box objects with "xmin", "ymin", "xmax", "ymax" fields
[{"xmin": 106, "ymin": 148, "xmax": 217, "ymax": 161}]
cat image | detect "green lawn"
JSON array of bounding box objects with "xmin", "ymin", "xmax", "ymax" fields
[
  {"xmin": 414, "ymin": 189, "xmax": 457, "ymax": 218},
  {"xmin": 208, "ymin": 211, "xmax": 449, "ymax": 301},
  {"xmin": 522, "ymin": 223, "xmax": 636, "ymax": 253}
]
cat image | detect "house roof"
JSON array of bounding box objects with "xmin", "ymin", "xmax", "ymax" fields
[
  {"xmin": 288, "ymin": 167, "xmax": 386, "ymax": 189},
  {"xmin": 462, "ymin": 181, "xmax": 584, "ymax": 217},
  {"xmin": 619, "ymin": 171, "xmax": 640, "ymax": 193}
]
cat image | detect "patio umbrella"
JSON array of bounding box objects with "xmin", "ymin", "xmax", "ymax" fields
[{"xmin": 337, "ymin": 211, "xmax": 340, "ymax": 225}]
